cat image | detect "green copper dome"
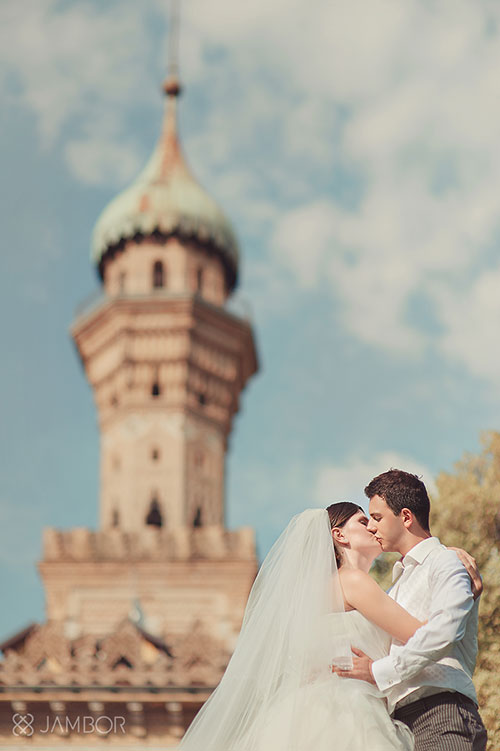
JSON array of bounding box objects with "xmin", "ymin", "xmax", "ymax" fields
[{"xmin": 91, "ymin": 81, "xmax": 239, "ymax": 289}]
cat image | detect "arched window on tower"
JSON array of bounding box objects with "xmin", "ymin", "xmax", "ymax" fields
[
  {"xmin": 193, "ymin": 507, "xmax": 203, "ymax": 528},
  {"xmin": 111, "ymin": 509, "xmax": 120, "ymax": 528},
  {"xmin": 196, "ymin": 267, "xmax": 204, "ymax": 293},
  {"xmin": 119, "ymin": 271, "xmax": 126, "ymax": 293},
  {"xmin": 146, "ymin": 497, "xmax": 163, "ymax": 528},
  {"xmin": 151, "ymin": 364, "xmax": 161, "ymax": 398},
  {"xmin": 153, "ymin": 260, "xmax": 165, "ymax": 289}
]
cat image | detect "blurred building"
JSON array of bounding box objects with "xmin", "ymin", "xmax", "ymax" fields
[{"xmin": 0, "ymin": 61, "xmax": 258, "ymax": 747}]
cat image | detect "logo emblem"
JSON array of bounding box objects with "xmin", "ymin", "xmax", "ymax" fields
[{"xmin": 12, "ymin": 713, "xmax": 34, "ymax": 736}]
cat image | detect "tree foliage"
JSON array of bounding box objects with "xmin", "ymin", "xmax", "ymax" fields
[{"xmin": 430, "ymin": 431, "xmax": 500, "ymax": 750}]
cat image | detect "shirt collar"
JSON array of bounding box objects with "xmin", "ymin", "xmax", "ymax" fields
[{"xmin": 403, "ymin": 536, "xmax": 440, "ymax": 566}]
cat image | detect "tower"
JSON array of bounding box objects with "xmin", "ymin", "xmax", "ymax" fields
[
  {"xmin": 73, "ymin": 77, "xmax": 256, "ymax": 536},
  {"xmin": 38, "ymin": 26, "xmax": 258, "ymax": 652},
  {"xmin": 0, "ymin": 15, "xmax": 259, "ymax": 746}
]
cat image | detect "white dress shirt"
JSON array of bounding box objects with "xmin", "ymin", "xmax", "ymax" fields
[{"xmin": 371, "ymin": 537, "xmax": 479, "ymax": 714}]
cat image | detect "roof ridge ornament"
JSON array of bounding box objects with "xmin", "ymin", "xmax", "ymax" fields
[
  {"xmin": 91, "ymin": 0, "xmax": 239, "ymax": 290},
  {"xmin": 163, "ymin": 0, "xmax": 182, "ymax": 98}
]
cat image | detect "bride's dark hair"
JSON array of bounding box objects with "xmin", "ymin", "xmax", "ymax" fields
[{"xmin": 326, "ymin": 501, "xmax": 364, "ymax": 568}]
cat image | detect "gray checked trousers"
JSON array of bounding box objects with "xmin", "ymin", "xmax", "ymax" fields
[{"xmin": 393, "ymin": 692, "xmax": 488, "ymax": 751}]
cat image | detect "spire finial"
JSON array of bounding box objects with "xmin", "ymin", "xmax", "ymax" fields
[{"xmin": 163, "ymin": 0, "xmax": 182, "ymax": 97}]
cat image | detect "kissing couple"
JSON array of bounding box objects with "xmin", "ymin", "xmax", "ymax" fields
[{"xmin": 178, "ymin": 469, "xmax": 487, "ymax": 751}]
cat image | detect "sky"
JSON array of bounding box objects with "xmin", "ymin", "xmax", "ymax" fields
[{"xmin": 2, "ymin": 0, "xmax": 500, "ymax": 638}]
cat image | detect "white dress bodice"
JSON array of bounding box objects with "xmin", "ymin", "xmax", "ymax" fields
[
  {"xmin": 342, "ymin": 609, "xmax": 392, "ymax": 661},
  {"xmin": 256, "ymin": 610, "xmax": 414, "ymax": 751}
]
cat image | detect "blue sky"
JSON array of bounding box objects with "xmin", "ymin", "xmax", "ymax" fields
[{"xmin": 1, "ymin": 0, "xmax": 500, "ymax": 638}]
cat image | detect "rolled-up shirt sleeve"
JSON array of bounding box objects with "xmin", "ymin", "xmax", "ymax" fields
[{"xmin": 372, "ymin": 551, "xmax": 475, "ymax": 693}]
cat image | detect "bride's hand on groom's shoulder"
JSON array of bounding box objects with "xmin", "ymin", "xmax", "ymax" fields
[
  {"xmin": 331, "ymin": 648, "xmax": 376, "ymax": 685},
  {"xmin": 448, "ymin": 547, "xmax": 483, "ymax": 600}
]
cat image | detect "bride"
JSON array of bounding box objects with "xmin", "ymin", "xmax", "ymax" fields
[{"xmin": 178, "ymin": 503, "xmax": 426, "ymax": 751}]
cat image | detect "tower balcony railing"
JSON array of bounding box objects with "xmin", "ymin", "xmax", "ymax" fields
[
  {"xmin": 73, "ymin": 288, "xmax": 254, "ymax": 324},
  {"xmin": 223, "ymin": 292, "xmax": 254, "ymax": 321},
  {"xmin": 74, "ymin": 287, "xmax": 107, "ymax": 319}
]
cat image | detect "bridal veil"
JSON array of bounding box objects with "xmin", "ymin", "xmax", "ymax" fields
[{"xmin": 178, "ymin": 508, "xmax": 352, "ymax": 751}]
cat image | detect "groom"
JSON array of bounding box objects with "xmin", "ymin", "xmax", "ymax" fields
[{"xmin": 335, "ymin": 468, "xmax": 487, "ymax": 751}]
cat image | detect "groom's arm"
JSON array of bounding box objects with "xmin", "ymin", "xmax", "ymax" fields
[{"xmin": 371, "ymin": 550, "xmax": 476, "ymax": 693}]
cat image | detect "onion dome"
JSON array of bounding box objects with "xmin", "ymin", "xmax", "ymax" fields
[{"xmin": 91, "ymin": 76, "xmax": 239, "ymax": 290}]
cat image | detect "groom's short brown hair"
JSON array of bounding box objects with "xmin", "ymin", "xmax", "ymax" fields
[{"xmin": 364, "ymin": 469, "xmax": 430, "ymax": 531}]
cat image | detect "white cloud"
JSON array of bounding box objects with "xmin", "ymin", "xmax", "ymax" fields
[
  {"xmin": 271, "ymin": 201, "xmax": 334, "ymax": 290},
  {"xmin": 65, "ymin": 135, "xmax": 142, "ymax": 186},
  {"xmin": 435, "ymin": 266, "xmax": 500, "ymax": 383},
  {"xmin": 0, "ymin": 0, "xmax": 157, "ymax": 185},
  {"xmin": 228, "ymin": 450, "xmax": 436, "ymax": 559},
  {"xmin": 3, "ymin": 0, "xmax": 500, "ymax": 381},
  {"xmin": 244, "ymin": 0, "xmax": 500, "ymax": 378},
  {"xmin": 315, "ymin": 453, "xmax": 436, "ymax": 509},
  {"xmin": 269, "ymin": 199, "xmax": 427, "ymax": 353}
]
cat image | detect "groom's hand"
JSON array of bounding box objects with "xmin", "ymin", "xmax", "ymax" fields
[{"xmin": 332, "ymin": 648, "xmax": 376, "ymax": 685}]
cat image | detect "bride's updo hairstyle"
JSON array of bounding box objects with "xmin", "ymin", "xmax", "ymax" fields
[{"xmin": 326, "ymin": 502, "xmax": 364, "ymax": 568}]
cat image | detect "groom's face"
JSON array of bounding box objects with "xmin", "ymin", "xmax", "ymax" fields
[{"xmin": 367, "ymin": 495, "xmax": 404, "ymax": 553}]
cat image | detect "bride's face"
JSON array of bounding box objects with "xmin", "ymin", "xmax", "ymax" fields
[{"xmin": 340, "ymin": 511, "xmax": 382, "ymax": 557}]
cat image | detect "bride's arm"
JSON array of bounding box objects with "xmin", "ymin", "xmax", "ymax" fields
[{"xmin": 339, "ymin": 569, "xmax": 425, "ymax": 644}]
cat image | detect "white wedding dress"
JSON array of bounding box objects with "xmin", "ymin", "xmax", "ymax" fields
[
  {"xmin": 179, "ymin": 509, "xmax": 414, "ymax": 751},
  {"xmin": 257, "ymin": 610, "xmax": 414, "ymax": 751}
]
